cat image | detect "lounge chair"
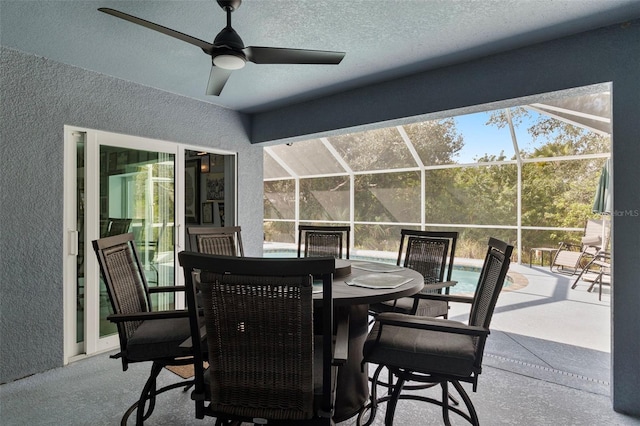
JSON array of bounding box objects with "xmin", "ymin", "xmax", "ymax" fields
[
  {"xmin": 571, "ymin": 251, "xmax": 611, "ymax": 299},
  {"xmin": 551, "ymin": 219, "xmax": 608, "ymax": 275}
]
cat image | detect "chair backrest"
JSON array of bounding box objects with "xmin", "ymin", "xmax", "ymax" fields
[
  {"xmin": 469, "ymin": 237, "xmax": 513, "ymax": 331},
  {"xmin": 298, "ymin": 225, "xmax": 351, "ymax": 259},
  {"xmin": 397, "ymin": 230, "xmax": 458, "ymax": 286},
  {"xmin": 106, "ymin": 218, "xmax": 132, "ymax": 236},
  {"xmin": 178, "ymin": 253, "xmax": 336, "ymax": 422},
  {"xmin": 581, "ymin": 218, "xmax": 609, "ymax": 254},
  {"xmin": 151, "ymin": 221, "xmax": 168, "ymax": 258},
  {"xmin": 92, "ymin": 233, "xmax": 152, "ymax": 365},
  {"xmin": 186, "ymin": 226, "xmax": 244, "ymax": 256}
]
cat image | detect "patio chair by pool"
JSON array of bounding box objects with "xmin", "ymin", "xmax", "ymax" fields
[
  {"xmin": 144, "ymin": 221, "xmax": 167, "ymax": 285},
  {"xmin": 369, "ymin": 229, "xmax": 458, "ymax": 319},
  {"xmin": 551, "ymin": 219, "xmax": 608, "ymax": 275},
  {"xmin": 359, "ymin": 238, "xmax": 513, "ymax": 426},
  {"xmin": 571, "ymin": 250, "xmax": 611, "ymax": 300},
  {"xmin": 366, "ymin": 230, "xmax": 458, "ymax": 406},
  {"xmin": 106, "ymin": 217, "xmax": 132, "ymax": 236},
  {"xmin": 179, "ymin": 253, "xmax": 349, "ymax": 425},
  {"xmin": 298, "ymin": 225, "xmax": 351, "ymax": 259},
  {"xmin": 186, "ymin": 225, "xmax": 244, "ymax": 256},
  {"xmin": 93, "ymin": 233, "xmax": 194, "ymax": 426}
]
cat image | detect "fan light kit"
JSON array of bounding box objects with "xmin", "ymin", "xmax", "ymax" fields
[
  {"xmin": 213, "ymin": 53, "xmax": 246, "ymax": 70},
  {"xmin": 99, "ymin": 0, "xmax": 345, "ymax": 95}
]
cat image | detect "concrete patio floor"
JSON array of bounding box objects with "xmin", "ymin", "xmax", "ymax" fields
[
  {"xmin": 472, "ymin": 262, "xmax": 612, "ymax": 395},
  {"xmin": 2, "ymin": 262, "xmax": 637, "ymax": 425}
]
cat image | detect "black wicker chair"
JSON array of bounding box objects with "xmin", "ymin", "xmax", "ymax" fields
[
  {"xmin": 92, "ymin": 233, "xmax": 194, "ymax": 426},
  {"xmin": 106, "ymin": 217, "xmax": 132, "ymax": 236},
  {"xmin": 369, "ymin": 230, "xmax": 458, "ymax": 319},
  {"xmin": 179, "ymin": 253, "xmax": 349, "ymax": 425},
  {"xmin": 298, "ymin": 225, "xmax": 351, "ymax": 259},
  {"xmin": 186, "ymin": 225, "xmax": 244, "ymax": 256},
  {"xmin": 358, "ymin": 238, "xmax": 513, "ymax": 426}
]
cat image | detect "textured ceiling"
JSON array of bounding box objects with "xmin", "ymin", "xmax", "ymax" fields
[{"xmin": 2, "ymin": 0, "xmax": 640, "ymax": 113}]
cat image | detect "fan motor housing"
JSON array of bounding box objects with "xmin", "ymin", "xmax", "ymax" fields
[
  {"xmin": 214, "ymin": 27, "xmax": 245, "ymax": 50},
  {"xmin": 217, "ymin": 0, "xmax": 242, "ymax": 11}
]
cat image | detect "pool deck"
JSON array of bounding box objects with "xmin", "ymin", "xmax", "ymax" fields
[
  {"xmin": 265, "ymin": 243, "xmax": 612, "ymax": 393},
  {"xmin": 451, "ymin": 261, "xmax": 611, "ymax": 395}
]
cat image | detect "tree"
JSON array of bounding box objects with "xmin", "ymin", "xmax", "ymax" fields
[
  {"xmin": 488, "ymin": 107, "xmax": 610, "ymax": 252},
  {"xmin": 404, "ymin": 118, "xmax": 464, "ymax": 165}
]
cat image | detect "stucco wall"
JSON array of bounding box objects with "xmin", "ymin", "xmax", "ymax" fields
[{"xmin": 0, "ymin": 47, "xmax": 265, "ymax": 383}]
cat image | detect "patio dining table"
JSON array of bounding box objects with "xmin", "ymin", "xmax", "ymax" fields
[{"xmin": 313, "ymin": 259, "xmax": 424, "ymax": 422}]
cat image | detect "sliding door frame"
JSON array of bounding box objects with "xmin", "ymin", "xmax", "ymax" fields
[{"xmin": 63, "ymin": 126, "xmax": 237, "ymax": 364}]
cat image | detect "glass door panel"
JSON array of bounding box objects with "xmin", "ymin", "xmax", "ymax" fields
[
  {"xmin": 65, "ymin": 127, "xmax": 237, "ymax": 363},
  {"xmin": 76, "ymin": 133, "xmax": 86, "ymax": 346},
  {"xmin": 98, "ymin": 146, "xmax": 176, "ymax": 338}
]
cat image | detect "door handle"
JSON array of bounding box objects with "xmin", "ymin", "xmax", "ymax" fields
[{"xmin": 69, "ymin": 230, "xmax": 79, "ymax": 256}]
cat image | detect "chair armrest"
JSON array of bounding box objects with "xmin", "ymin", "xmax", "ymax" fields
[
  {"xmin": 421, "ymin": 280, "xmax": 457, "ymax": 291},
  {"xmin": 376, "ymin": 312, "xmax": 489, "ymax": 337},
  {"xmin": 333, "ymin": 313, "xmax": 349, "ymax": 366},
  {"xmin": 107, "ymin": 309, "xmax": 189, "ymax": 322},
  {"xmin": 149, "ymin": 285, "xmax": 186, "ymax": 293},
  {"xmin": 558, "ymin": 242, "xmax": 581, "ymax": 251},
  {"xmin": 414, "ymin": 292, "xmax": 474, "ymax": 304}
]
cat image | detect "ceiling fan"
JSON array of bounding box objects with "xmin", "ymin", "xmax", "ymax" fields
[{"xmin": 99, "ymin": 0, "xmax": 345, "ymax": 96}]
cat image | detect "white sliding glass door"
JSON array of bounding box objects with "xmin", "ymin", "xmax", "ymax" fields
[
  {"xmin": 64, "ymin": 127, "xmax": 237, "ymax": 362},
  {"xmin": 64, "ymin": 128, "xmax": 183, "ymax": 360}
]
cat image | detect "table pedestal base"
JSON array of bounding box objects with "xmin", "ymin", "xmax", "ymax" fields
[{"xmin": 334, "ymin": 304, "xmax": 369, "ymax": 422}]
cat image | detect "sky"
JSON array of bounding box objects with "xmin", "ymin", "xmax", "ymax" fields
[{"xmin": 452, "ymin": 109, "xmax": 538, "ymax": 163}]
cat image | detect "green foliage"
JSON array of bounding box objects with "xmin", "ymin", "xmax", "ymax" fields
[
  {"xmin": 404, "ymin": 118, "xmax": 464, "ymax": 165},
  {"xmin": 299, "ymin": 176, "xmax": 350, "ymax": 221},
  {"xmin": 264, "ymin": 180, "xmax": 295, "ymax": 220},
  {"xmin": 264, "ymin": 108, "xmax": 610, "ymax": 261},
  {"xmin": 355, "ymin": 172, "xmax": 421, "ymax": 223}
]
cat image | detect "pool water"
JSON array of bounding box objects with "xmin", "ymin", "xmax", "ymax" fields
[
  {"xmin": 263, "ymin": 249, "xmax": 511, "ymax": 295},
  {"xmin": 449, "ymin": 269, "xmax": 483, "ymax": 294}
]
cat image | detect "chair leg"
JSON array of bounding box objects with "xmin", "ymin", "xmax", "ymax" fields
[
  {"xmin": 596, "ymin": 272, "xmax": 604, "ymax": 301},
  {"xmin": 119, "ymin": 362, "xmax": 162, "ymax": 425},
  {"xmin": 357, "ymin": 364, "xmax": 386, "ymax": 426},
  {"xmin": 122, "ymin": 361, "xmax": 196, "ymax": 426},
  {"xmin": 599, "ymin": 280, "xmax": 603, "ymax": 300},
  {"xmin": 137, "ymin": 362, "xmax": 163, "ymax": 424},
  {"xmin": 440, "ymin": 381, "xmax": 453, "ymax": 426},
  {"xmin": 383, "ymin": 375, "xmax": 406, "ymax": 426},
  {"xmin": 451, "ymin": 380, "xmax": 479, "ymax": 426},
  {"xmin": 369, "ymin": 363, "xmax": 394, "ymax": 395},
  {"xmin": 148, "ymin": 263, "xmax": 159, "ymax": 285},
  {"xmin": 361, "ymin": 370, "xmax": 473, "ymax": 426}
]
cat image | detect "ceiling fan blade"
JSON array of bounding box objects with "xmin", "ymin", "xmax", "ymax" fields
[
  {"xmin": 206, "ymin": 66, "xmax": 233, "ymax": 96},
  {"xmin": 244, "ymin": 46, "xmax": 345, "ymax": 65},
  {"xmin": 98, "ymin": 8, "xmax": 214, "ymax": 53}
]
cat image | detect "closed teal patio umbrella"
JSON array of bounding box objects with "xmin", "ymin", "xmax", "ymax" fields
[{"xmin": 592, "ymin": 158, "xmax": 611, "ymax": 215}]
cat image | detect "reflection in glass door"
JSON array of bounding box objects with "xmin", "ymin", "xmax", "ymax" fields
[
  {"xmin": 76, "ymin": 133, "xmax": 86, "ymax": 347},
  {"xmin": 64, "ymin": 128, "xmax": 181, "ymax": 360},
  {"xmin": 65, "ymin": 127, "xmax": 237, "ymax": 363},
  {"xmin": 98, "ymin": 146, "xmax": 176, "ymax": 338}
]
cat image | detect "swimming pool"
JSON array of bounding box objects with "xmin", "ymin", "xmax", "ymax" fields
[
  {"xmin": 263, "ymin": 248, "xmax": 514, "ymax": 295},
  {"xmin": 450, "ymin": 267, "xmax": 491, "ymax": 294}
]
